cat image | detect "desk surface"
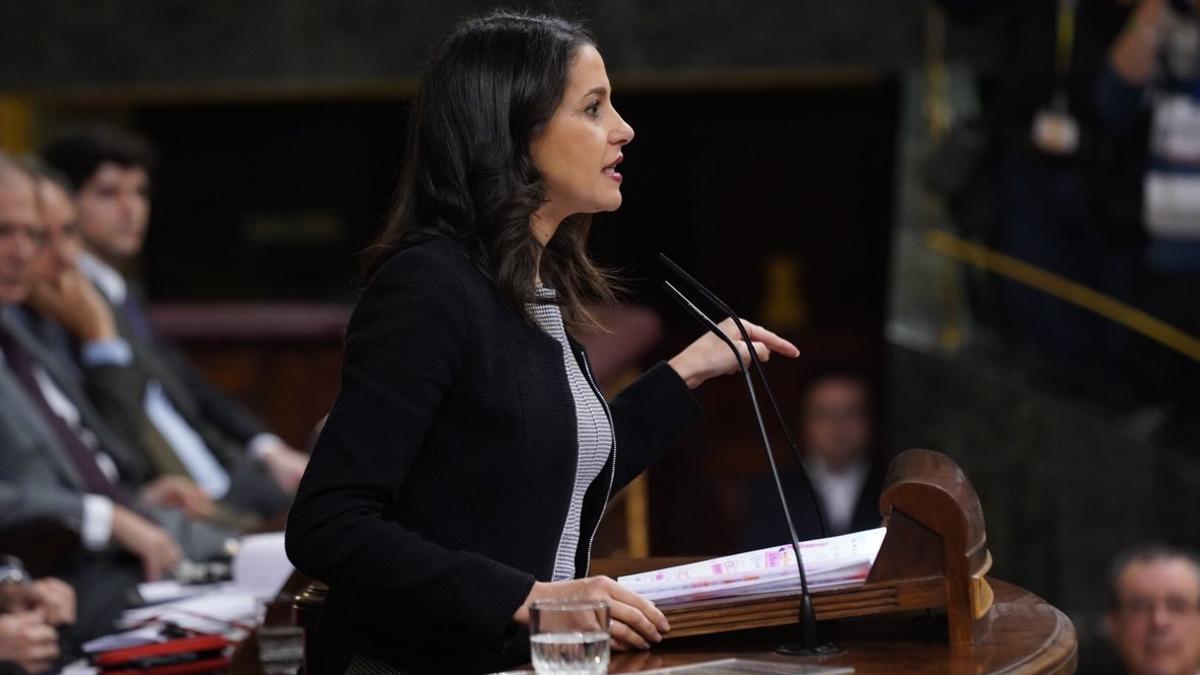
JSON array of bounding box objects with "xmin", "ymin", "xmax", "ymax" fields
[{"xmin": 591, "ymin": 560, "xmax": 1075, "ymax": 675}]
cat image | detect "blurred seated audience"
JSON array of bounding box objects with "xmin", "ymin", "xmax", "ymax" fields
[
  {"xmin": 40, "ymin": 123, "xmax": 304, "ymax": 514},
  {"xmin": 12, "ymin": 162, "xmax": 82, "ymax": 380},
  {"xmin": 742, "ymin": 371, "xmax": 884, "ymax": 548},
  {"xmin": 0, "ymin": 153, "xmax": 237, "ymax": 644},
  {"xmin": 1106, "ymin": 544, "xmax": 1200, "ymax": 675},
  {"xmin": 19, "ymin": 161, "xmax": 269, "ymax": 531},
  {"xmin": 0, "ymin": 556, "xmax": 71, "ymax": 675}
]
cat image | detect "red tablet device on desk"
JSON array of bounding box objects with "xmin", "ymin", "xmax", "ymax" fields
[{"xmin": 91, "ymin": 634, "xmax": 231, "ymax": 674}]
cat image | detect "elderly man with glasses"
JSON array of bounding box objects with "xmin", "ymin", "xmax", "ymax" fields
[{"xmin": 1108, "ymin": 544, "xmax": 1200, "ymax": 675}]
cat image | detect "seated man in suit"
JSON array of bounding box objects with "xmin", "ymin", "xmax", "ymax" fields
[
  {"xmin": 742, "ymin": 371, "xmax": 884, "ymax": 547},
  {"xmin": 1107, "ymin": 544, "xmax": 1200, "ymax": 675},
  {"xmin": 0, "ymin": 153, "xmax": 235, "ymax": 643},
  {"xmin": 41, "ymin": 124, "xmax": 304, "ymax": 515},
  {"xmin": 21, "ymin": 161, "xmax": 269, "ymax": 529}
]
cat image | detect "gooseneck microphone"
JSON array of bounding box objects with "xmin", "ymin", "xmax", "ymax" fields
[
  {"xmin": 658, "ymin": 254, "xmax": 829, "ymax": 540},
  {"xmin": 662, "ymin": 262, "xmax": 840, "ymax": 657},
  {"xmin": 662, "ymin": 280, "xmax": 811, "ymax": 587}
]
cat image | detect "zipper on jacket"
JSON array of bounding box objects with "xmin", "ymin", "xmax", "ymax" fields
[{"xmin": 577, "ymin": 349, "xmax": 616, "ymax": 579}]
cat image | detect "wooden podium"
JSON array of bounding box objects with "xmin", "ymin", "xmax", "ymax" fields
[
  {"xmin": 278, "ymin": 449, "xmax": 1076, "ymax": 674},
  {"xmin": 592, "ymin": 448, "xmax": 1077, "ymax": 674}
]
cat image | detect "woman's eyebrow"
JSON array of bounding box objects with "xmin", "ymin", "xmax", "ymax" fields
[{"xmin": 580, "ymin": 85, "xmax": 609, "ymax": 100}]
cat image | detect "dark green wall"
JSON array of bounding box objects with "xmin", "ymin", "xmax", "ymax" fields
[{"xmin": 0, "ymin": 0, "xmax": 927, "ymax": 90}]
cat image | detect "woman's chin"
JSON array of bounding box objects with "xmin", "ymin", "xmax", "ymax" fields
[{"xmin": 595, "ymin": 194, "xmax": 623, "ymax": 213}]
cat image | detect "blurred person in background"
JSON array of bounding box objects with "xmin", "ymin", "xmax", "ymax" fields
[
  {"xmin": 796, "ymin": 373, "xmax": 883, "ymax": 536},
  {"xmin": 934, "ymin": 0, "xmax": 1143, "ymax": 384},
  {"xmin": 41, "ymin": 124, "xmax": 305, "ymax": 515},
  {"xmin": 0, "ymin": 152, "xmax": 234, "ymax": 645},
  {"xmin": 13, "ymin": 161, "xmax": 83, "ymax": 378},
  {"xmin": 1106, "ymin": 544, "xmax": 1200, "ymax": 675},
  {"xmin": 742, "ymin": 371, "xmax": 884, "ymax": 548},
  {"xmin": 18, "ymin": 163, "xmax": 263, "ymax": 530},
  {"xmin": 1098, "ymin": 0, "xmax": 1200, "ymax": 411}
]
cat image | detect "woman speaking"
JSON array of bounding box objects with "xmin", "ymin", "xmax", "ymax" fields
[{"xmin": 284, "ymin": 10, "xmax": 798, "ymax": 674}]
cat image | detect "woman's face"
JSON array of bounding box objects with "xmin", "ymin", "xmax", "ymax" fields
[{"xmin": 529, "ymin": 44, "xmax": 634, "ymax": 237}]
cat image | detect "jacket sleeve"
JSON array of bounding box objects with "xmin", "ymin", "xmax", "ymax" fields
[
  {"xmin": 284, "ymin": 249, "xmax": 535, "ymax": 648},
  {"xmin": 608, "ymin": 361, "xmax": 703, "ymax": 494},
  {"xmin": 0, "ymin": 482, "xmax": 85, "ymax": 534},
  {"xmin": 83, "ymin": 362, "xmax": 162, "ymax": 466},
  {"xmin": 118, "ymin": 283, "xmax": 270, "ymax": 448},
  {"xmin": 0, "ymin": 409, "xmax": 87, "ymax": 532}
]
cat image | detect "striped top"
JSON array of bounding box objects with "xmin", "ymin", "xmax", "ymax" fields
[{"xmin": 528, "ymin": 287, "xmax": 614, "ymax": 582}]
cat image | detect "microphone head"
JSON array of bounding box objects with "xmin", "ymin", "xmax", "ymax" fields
[
  {"xmin": 658, "ymin": 252, "xmax": 734, "ymax": 319},
  {"xmin": 657, "ymin": 252, "xmax": 686, "ymax": 278}
]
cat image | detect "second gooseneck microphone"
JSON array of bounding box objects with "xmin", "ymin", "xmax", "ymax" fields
[
  {"xmin": 658, "ymin": 254, "xmax": 829, "ymax": 539},
  {"xmin": 661, "ymin": 255, "xmax": 840, "ymax": 656}
]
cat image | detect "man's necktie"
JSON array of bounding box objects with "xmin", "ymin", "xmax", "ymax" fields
[
  {"xmin": 120, "ymin": 291, "xmax": 152, "ymax": 341},
  {"xmin": 0, "ymin": 326, "xmax": 133, "ymax": 507}
]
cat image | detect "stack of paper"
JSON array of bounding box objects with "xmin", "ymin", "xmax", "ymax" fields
[
  {"xmin": 119, "ymin": 532, "xmax": 291, "ymax": 632},
  {"xmin": 82, "ymin": 531, "xmax": 293, "ymax": 655},
  {"xmin": 618, "ymin": 528, "xmax": 886, "ymax": 605}
]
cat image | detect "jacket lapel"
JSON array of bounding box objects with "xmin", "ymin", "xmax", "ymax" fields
[
  {"xmin": 0, "ymin": 311, "xmax": 89, "ymax": 490},
  {"xmin": 0, "ymin": 309, "xmax": 151, "ymax": 485}
]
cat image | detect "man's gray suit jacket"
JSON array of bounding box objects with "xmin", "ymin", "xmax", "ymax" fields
[{"xmin": 0, "ymin": 307, "xmax": 233, "ymax": 561}]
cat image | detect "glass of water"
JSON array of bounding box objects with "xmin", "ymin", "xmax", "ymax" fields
[{"xmin": 529, "ymin": 599, "xmax": 610, "ymax": 674}]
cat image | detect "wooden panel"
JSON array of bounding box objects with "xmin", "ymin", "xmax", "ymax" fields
[
  {"xmin": 873, "ymin": 448, "xmax": 991, "ymax": 644},
  {"xmin": 606, "ymin": 579, "xmax": 1077, "ymax": 675},
  {"xmin": 149, "ymin": 303, "xmax": 346, "ymax": 450},
  {"xmin": 660, "ymin": 577, "xmax": 947, "ymax": 638}
]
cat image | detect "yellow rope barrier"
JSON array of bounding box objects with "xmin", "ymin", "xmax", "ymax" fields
[{"xmin": 925, "ymin": 228, "xmax": 1200, "ymax": 363}]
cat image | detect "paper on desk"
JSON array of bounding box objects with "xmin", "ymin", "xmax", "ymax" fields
[
  {"xmin": 232, "ymin": 531, "xmax": 292, "ymax": 598},
  {"xmin": 122, "ymin": 530, "xmax": 292, "ymax": 633},
  {"xmin": 82, "ymin": 626, "xmax": 166, "ymax": 654},
  {"xmin": 136, "ymin": 580, "xmax": 223, "ymax": 605},
  {"xmin": 119, "ymin": 587, "xmax": 259, "ymax": 633},
  {"xmin": 618, "ymin": 527, "xmax": 886, "ymax": 604}
]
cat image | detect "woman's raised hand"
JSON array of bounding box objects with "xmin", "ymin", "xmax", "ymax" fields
[
  {"xmin": 513, "ymin": 576, "xmax": 669, "ymax": 651},
  {"xmin": 668, "ymin": 317, "xmax": 799, "ymax": 389}
]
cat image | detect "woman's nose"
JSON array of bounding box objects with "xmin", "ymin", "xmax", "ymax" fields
[{"xmin": 612, "ymin": 110, "xmax": 634, "ymax": 146}]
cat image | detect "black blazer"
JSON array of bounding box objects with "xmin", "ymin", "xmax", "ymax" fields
[{"xmin": 284, "ymin": 239, "xmax": 702, "ymax": 674}]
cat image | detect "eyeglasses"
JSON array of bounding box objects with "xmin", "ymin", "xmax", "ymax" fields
[
  {"xmin": 1117, "ymin": 596, "xmax": 1200, "ymax": 618},
  {"xmin": 0, "ymin": 222, "xmax": 49, "ymax": 250}
]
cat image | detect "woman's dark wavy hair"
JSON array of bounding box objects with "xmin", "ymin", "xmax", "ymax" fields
[{"xmin": 363, "ymin": 10, "xmax": 618, "ymax": 331}]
